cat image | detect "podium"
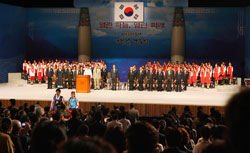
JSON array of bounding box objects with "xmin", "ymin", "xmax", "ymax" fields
[{"xmin": 76, "ymin": 75, "xmax": 90, "ymax": 93}]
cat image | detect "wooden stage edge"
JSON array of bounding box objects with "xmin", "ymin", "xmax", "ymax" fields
[{"xmin": 0, "ymin": 98, "xmax": 226, "ymax": 117}]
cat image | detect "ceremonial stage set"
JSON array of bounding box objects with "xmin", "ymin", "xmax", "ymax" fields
[{"xmin": 0, "ymin": 73, "xmax": 241, "ymax": 116}]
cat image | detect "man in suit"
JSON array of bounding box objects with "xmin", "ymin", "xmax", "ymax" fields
[
  {"xmin": 111, "ymin": 64, "xmax": 118, "ymax": 90},
  {"xmin": 137, "ymin": 67, "xmax": 145, "ymax": 91},
  {"xmin": 46, "ymin": 64, "xmax": 54, "ymax": 89},
  {"xmin": 133, "ymin": 65, "xmax": 139, "ymax": 88},
  {"xmin": 182, "ymin": 67, "xmax": 189, "ymax": 91},
  {"xmin": 147, "ymin": 67, "xmax": 155, "ymax": 91},
  {"xmin": 101, "ymin": 65, "xmax": 108, "ymax": 88},
  {"xmin": 93, "ymin": 64, "xmax": 102, "ymax": 90},
  {"xmin": 65, "ymin": 67, "xmax": 73, "ymax": 89},
  {"xmin": 78, "ymin": 66, "xmax": 84, "ymax": 75},
  {"xmin": 156, "ymin": 67, "xmax": 164, "ymax": 91},
  {"xmin": 127, "ymin": 103, "xmax": 139, "ymax": 125},
  {"xmin": 128, "ymin": 67, "xmax": 135, "ymax": 90},
  {"xmin": 175, "ymin": 67, "xmax": 183, "ymax": 92},
  {"xmin": 56, "ymin": 65, "xmax": 64, "ymax": 88},
  {"xmin": 165, "ymin": 67, "xmax": 174, "ymax": 92}
]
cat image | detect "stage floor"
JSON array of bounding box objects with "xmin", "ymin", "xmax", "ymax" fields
[{"xmin": 0, "ymin": 82, "xmax": 240, "ymax": 106}]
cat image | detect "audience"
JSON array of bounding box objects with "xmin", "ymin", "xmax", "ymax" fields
[{"xmin": 0, "ymin": 88, "xmax": 249, "ymax": 153}]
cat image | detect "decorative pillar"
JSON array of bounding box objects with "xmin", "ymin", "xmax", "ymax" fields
[
  {"xmin": 78, "ymin": 7, "xmax": 92, "ymax": 61},
  {"xmin": 171, "ymin": 7, "xmax": 186, "ymax": 64}
]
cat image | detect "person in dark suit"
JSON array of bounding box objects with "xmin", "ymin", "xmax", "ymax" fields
[
  {"xmin": 147, "ymin": 67, "xmax": 155, "ymax": 91},
  {"xmin": 111, "ymin": 65, "xmax": 118, "ymax": 90},
  {"xmin": 101, "ymin": 65, "xmax": 108, "ymax": 88},
  {"xmin": 56, "ymin": 65, "xmax": 64, "ymax": 89},
  {"xmin": 133, "ymin": 65, "xmax": 139, "ymax": 88},
  {"xmin": 137, "ymin": 67, "xmax": 145, "ymax": 91},
  {"xmin": 78, "ymin": 66, "xmax": 84, "ymax": 75},
  {"xmin": 46, "ymin": 64, "xmax": 54, "ymax": 89},
  {"xmin": 175, "ymin": 67, "xmax": 183, "ymax": 92},
  {"xmin": 156, "ymin": 67, "xmax": 164, "ymax": 91},
  {"xmin": 128, "ymin": 67, "xmax": 135, "ymax": 90},
  {"xmin": 165, "ymin": 67, "xmax": 174, "ymax": 92},
  {"xmin": 182, "ymin": 67, "xmax": 189, "ymax": 91},
  {"xmin": 66, "ymin": 67, "xmax": 73, "ymax": 89}
]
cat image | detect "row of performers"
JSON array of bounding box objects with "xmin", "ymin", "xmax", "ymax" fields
[{"xmin": 127, "ymin": 61, "xmax": 234, "ymax": 91}]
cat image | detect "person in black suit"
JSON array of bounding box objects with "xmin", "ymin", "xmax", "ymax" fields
[
  {"xmin": 165, "ymin": 67, "xmax": 174, "ymax": 92},
  {"xmin": 66, "ymin": 67, "xmax": 74, "ymax": 89},
  {"xmin": 46, "ymin": 64, "xmax": 54, "ymax": 89},
  {"xmin": 175, "ymin": 67, "xmax": 183, "ymax": 92},
  {"xmin": 111, "ymin": 65, "xmax": 118, "ymax": 90},
  {"xmin": 182, "ymin": 67, "xmax": 189, "ymax": 91},
  {"xmin": 78, "ymin": 66, "xmax": 84, "ymax": 75},
  {"xmin": 156, "ymin": 67, "xmax": 164, "ymax": 91},
  {"xmin": 137, "ymin": 67, "xmax": 145, "ymax": 91},
  {"xmin": 128, "ymin": 67, "xmax": 135, "ymax": 90},
  {"xmin": 101, "ymin": 65, "xmax": 108, "ymax": 88},
  {"xmin": 133, "ymin": 65, "xmax": 139, "ymax": 88},
  {"xmin": 147, "ymin": 67, "xmax": 155, "ymax": 91}
]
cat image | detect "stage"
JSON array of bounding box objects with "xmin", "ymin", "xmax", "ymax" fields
[{"xmin": 0, "ymin": 73, "xmax": 241, "ymax": 116}]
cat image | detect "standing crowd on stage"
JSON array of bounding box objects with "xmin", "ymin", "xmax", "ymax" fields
[
  {"xmin": 126, "ymin": 61, "xmax": 234, "ymax": 92},
  {"xmin": 21, "ymin": 59, "xmax": 234, "ymax": 92}
]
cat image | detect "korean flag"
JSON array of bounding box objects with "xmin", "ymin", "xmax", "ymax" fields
[{"xmin": 114, "ymin": 2, "xmax": 144, "ymax": 22}]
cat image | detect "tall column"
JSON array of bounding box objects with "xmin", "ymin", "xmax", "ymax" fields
[
  {"xmin": 78, "ymin": 7, "xmax": 92, "ymax": 61},
  {"xmin": 171, "ymin": 7, "xmax": 186, "ymax": 64}
]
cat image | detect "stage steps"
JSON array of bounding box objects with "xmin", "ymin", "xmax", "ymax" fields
[{"xmin": 8, "ymin": 73, "xmax": 27, "ymax": 87}]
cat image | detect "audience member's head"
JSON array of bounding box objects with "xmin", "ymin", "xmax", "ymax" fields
[
  {"xmin": 110, "ymin": 110, "xmax": 118, "ymax": 121},
  {"xmin": 3, "ymin": 109, "xmax": 10, "ymax": 117},
  {"xmin": 10, "ymin": 99, "xmax": 16, "ymax": 106},
  {"xmin": 31, "ymin": 120, "xmax": 67, "ymax": 153},
  {"xmin": 105, "ymin": 127, "xmax": 125, "ymax": 153},
  {"xmin": 71, "ymin": 109, "xmax": 80, "ymax": 119},
  {"xmin": 210, "ymin": 125, "xmax": 227, "ymax": 141},
  {"xmin": 130, "ymin": 103, "xmax": 135, "ymax": 109},
  {"xmin": 165, "ymin": 127, "xmax": 182, "ymax": 148},
  {"xmin": 225, "ymin": 88, "xmax": 250, "ymax": 153},
  {"xmin": 76, "ymin": 123, "xmax": 89, "ymax": 138},
  {"xmin": 126, "ymin": 122, "xmax": 158, "ymax": 153},
  {"xmin": 120, "ymin": 111, "xmax": 127, "ymax": 119},
  {"xmin": 11, "ymin": 119, "xmax": 22, "ymax": 135},
  {"xmin": 1, "ymin": 117, "xmax": 12, "ymax": 133},
  {"xmin": 202, "ymin": 141, "xmax": 227, "ymax": 153},
  {"xmin": 59, "ymin": 137, "xmax": 116, "ymax": 153},
  {"xmin": 200, "ymin": 125, "xmax": 210, "ymax": 141}
]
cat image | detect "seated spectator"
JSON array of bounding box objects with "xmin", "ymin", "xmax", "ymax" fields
[
  {"xmin": 88, "ymin": 111, "xmax": 107, "ymax": 137},
  {"xmin": 151, "ymin": 119, "xmax": 166, "ymax": 147},
  {"xmin": 225, "ymin": 88, "xmax": 250, "ymax": 153},
  {"xmin": 76, "ymin": 123, "xmax": 89, "ymax": 138},
  {"xmin": 202, "ymin": 141, "xmax": 226, "ymax": 153},
  {"xmin": 58, "ymin": 137, "xmax": 116, "ymax": 153},
  {"xmin": 210, "ymin": 125, "xmax": 227, "ymax": 142},
  {"xmin": 107, "ymin": 110, "xmax": 123, "ymax": 129},
  {"xmin": 126, "ymin": 122, "xmax": 161, "ymax": 153},
  {"xmin": 0, "ymin": 101, "xmax": 4, "ymax": 114},
  {"xmin": 162, "ymin": 127, "xmax": 185, "ymax": 153},
  {"xmin": 30, "ymin": 120, "xmax": 67, "ymax": 153},
  {"xmin": 11, "ymin": 120, "xmax": 26, "ymax": 153},
  {"xmin": 193, "ymin": 125, "xmax": 211, "ymax": 153},
  {"xmin": 67, "ymin": 109, "xmax": 83, "ymax": 138},
  {"xmin": 178, "ymin": 127, "xmax": 192, "ymax": 153},
  {"xmin": 118, "ymin": 111, "xmax": 131, "ymax": 132},
  {"xmin": 3, "ymin": 109, "xmax": 11, "ymax": 118},
  {"xmin": 104, "ymin": 127, "xmax": 126, "ymax": 153},
  {"xmin": 7, "ymin": 99, "xmax": 16, "ymax": 110}
]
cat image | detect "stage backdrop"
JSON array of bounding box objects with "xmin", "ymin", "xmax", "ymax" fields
[
  {"xmin": 0, "ymin": 4, "xmax": 26, "ymax": 83},
  {"xmin": 246, "ymin": 6, "xmax": 250, "ymax": 78},
  {"xmin": 26, "ymin": 6, "xmax": 245, "ymax": 81}
]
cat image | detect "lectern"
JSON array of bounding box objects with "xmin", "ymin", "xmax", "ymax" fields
[{"xmin": 76, "ymin": 75, "xmax": 90, "ymax": 93}]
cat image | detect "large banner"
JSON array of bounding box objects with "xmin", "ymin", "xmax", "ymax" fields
[{"xmin": 26, "ymin": 7, "xmax": 245, "ymax": 81}]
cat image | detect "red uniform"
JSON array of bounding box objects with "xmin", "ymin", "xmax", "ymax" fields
[
  {"xmin": 200, "ymin": 69, "xmax": 206, "ymax": 84},
  {"xmin": 192, "ymin": 70, "xmax": 198, "ymax": 83},
  {"xmin": 213, "ymin": 67, "xmax": 220, "ymax": 81},
  {"xmin": 29, "ymin": 69, "xmax": 35, "ymax": 81},
  {"xmin": 220, "ymin": 66, "xmax": 226, "ymax": 79},
  {"xmin": 23, "ymin": 63, "xmax": 27, "ymax": 73},
  {"xmin": 37, "ymin": 69, "xmax": 43, "ymax": 81},
  {"xmin": 205, "ymin": 69, "xmax": 212, "ymax": 84},
  {"xmin": 187, "ymin": 70, "xmax": 193, "ymax": 84},
  {"xmin": 227, "ymin": 66, "xmax": 233, "ymax": 79}
]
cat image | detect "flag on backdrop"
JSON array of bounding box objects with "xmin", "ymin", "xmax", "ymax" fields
[{"xmin": 114, "ymin": 2, "xmax": 144, "ymax": 22}]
